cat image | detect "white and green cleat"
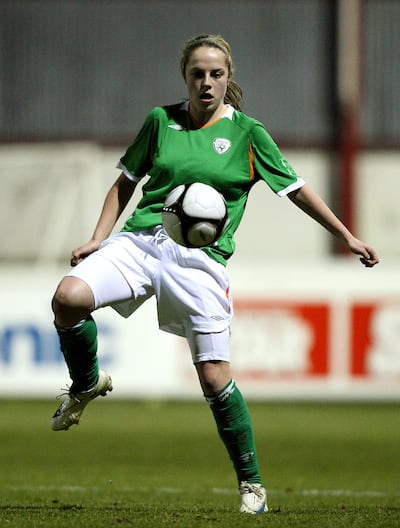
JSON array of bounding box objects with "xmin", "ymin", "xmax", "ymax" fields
[
  {"xmin": 239, "ymin": 481, "xmax": 268, "ymax": 514},
  {"xmin": 51, "ymin": 369, "xmax": 113, "ymax": 431}
]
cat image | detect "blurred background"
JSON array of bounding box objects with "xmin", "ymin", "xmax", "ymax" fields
[{"xmin": 1, "ymin": 0, "xmax": 399, "ymax": 400}]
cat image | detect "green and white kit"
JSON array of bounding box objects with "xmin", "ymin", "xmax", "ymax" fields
[{"xmin": 59, "ymin": 101, "xmax": 305, "ymax": 501}]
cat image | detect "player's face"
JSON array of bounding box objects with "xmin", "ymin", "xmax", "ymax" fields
[{"xmin": 184, "ymin": 46, "xmax": 229, "ymax": 124}]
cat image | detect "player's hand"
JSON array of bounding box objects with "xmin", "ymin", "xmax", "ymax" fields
[
  {"xmin": 347, "ymin": 237, "xmax": 379, "ymax": 268},
  {"xmin": 70, "ymin": 239, "xmax": 101, "ymax": 266}
]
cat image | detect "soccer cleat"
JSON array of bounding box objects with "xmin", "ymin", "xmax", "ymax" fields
[
  {"xmin": 51, "ymin": 370, "xmax": 113, "ymax": 431},
  {"xmin": 239, "ymin": 481, "xmax": 268, "ymax": 514}
]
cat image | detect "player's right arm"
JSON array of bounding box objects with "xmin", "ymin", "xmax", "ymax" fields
[{"xmin": 70, "ymin": 173, "xmax": 137, "ymax": 266}]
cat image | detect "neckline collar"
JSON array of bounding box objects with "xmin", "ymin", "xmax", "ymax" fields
[{"xmin": 180, "ymin": 101, "xmax": 234, "ymax": 126}]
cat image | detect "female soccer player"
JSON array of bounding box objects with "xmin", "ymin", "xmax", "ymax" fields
[{"xmin": 50, "ymin": 34, "xmax": 379, "ymax": 514}]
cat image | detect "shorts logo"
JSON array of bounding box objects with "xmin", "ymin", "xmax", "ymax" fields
[
  {"xmin": 213, "ymin": 138, "xmax": 231, "ymax": 154},
  {"xmin": 211, "ymin": 315, "xmax": 226, "ymax": 321}
]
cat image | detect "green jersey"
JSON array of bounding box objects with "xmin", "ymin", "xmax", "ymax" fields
[{"xmin": 118, "ymin": 102, "xmax": 304, "ymax": 265}]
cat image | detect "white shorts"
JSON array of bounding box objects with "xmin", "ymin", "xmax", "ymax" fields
[{"xmin": 67, "ymin": 227, "xmax": 233, "ymax": 362}]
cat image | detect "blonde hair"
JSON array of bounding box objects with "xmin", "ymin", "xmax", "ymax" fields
[{"xmin": 180, "ymin": 34, "xmax": 243, "ymax": 111}]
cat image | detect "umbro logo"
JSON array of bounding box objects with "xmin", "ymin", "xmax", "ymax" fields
[
  {"xmin": 211, "ymin": 315, "xmax": 226, "ymax": 321},
  {"xmin": 213, "ymin": 138, "xmax": 231, "ymax": 154}
]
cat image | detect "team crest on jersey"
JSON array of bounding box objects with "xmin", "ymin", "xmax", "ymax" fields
[{"xmin": 213, "ymin": 138, "xmax": 231, "ymax": 154}]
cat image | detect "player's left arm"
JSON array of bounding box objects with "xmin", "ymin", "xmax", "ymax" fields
[{"xmin": 288, "ymin": 183, "xmax": 379, "ymax": 268}]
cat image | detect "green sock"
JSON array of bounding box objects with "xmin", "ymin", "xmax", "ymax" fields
[
  {"xmin": 206, "ymin": 379, "xmax": 262, "ymax": 485},
  {"xmin": 56, "ymin": 315, "xmax": 99, "ymax": 393}
]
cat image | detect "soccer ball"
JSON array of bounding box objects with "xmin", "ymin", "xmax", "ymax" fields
[{"xmin": 162, "ymin": 183, "xmax": 228, "ymax": 248}]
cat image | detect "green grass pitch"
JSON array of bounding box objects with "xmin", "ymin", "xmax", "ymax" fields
[{"xmin": 0, "ymin": 399, "xmax": 399, "ymax": 527}]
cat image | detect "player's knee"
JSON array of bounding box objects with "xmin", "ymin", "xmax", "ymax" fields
[
  {"xmin": 196, "ymin": 360, "xmax": 231, "ymax": 397},
  {"xmin": 51, "ymin": 277, "xmax": 94, "ymax": 317}
]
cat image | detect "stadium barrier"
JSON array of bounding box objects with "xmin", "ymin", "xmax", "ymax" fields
[{"xmin": 2, "ymin": 143, "xmax": 399, "ymax": 265}]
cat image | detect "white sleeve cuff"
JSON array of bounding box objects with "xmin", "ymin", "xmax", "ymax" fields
[
  {"xmin": 277, "ymin": 177, "xmax": 305, "ymax": 197},
  {"xmin": 116, "ymin": 160, "xmax": 142, "ymax": 183}
]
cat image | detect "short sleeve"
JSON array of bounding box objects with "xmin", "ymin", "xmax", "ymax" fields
[
  {"xmin": 250, "ymin": 121, "xmax": 305, "ymax": 196},
  {"xmin": 117, "ymin": 108, "xmax": 161, "ymax": 181}
]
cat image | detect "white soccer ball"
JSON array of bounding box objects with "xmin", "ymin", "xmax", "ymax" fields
[{"xmin": 162, "ymin": 183, "xmax": 228, "ymax": 248}]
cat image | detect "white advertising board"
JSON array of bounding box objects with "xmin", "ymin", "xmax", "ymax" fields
[{"xmin": 1, "ymin": 263, "xmax": 399, "ymax": 400}]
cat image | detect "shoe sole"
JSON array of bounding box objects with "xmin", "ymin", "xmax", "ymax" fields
[{"xmin": 239, "ymin": 503, "xmax": 268, "ymax": 514}]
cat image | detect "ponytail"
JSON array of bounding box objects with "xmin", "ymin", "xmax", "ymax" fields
[{"xmin": 225, "ymin": 79, "xmax": 242, "ymax": 111}]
